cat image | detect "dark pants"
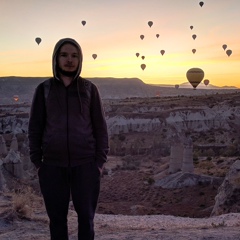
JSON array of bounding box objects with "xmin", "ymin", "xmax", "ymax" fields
[{"xmin": 38, "ymin": 162, "xmax": 101, "ymax": 240}]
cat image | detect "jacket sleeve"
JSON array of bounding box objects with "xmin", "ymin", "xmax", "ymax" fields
[
  {"xmin": 28, "ymin": 83, "xmax": 46, "ymax": 169},
  {"xmin": 90, "ymin": 84, "xmax": 109, "ymax": 169}
]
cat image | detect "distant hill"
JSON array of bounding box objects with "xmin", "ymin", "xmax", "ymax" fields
[
  {"xmin": 178, "ymin": 82, "xmax": 238, "ymax": 89},
  {"xmin": 150, "ymin": 82, "xmax": 238, "ymax": 89},
  {"xmin": 0, "ymin": 76, "xmax": 239, "ymax": 104},
  {"xmin": 0, "ymin": 76, "xmax": 159, "ymax": 100}
]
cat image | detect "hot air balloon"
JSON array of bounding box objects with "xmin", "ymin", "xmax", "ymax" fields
[
  {"xmin": 156, "ymin": 34, "xmax": 160, "ymax": 38},
  {"xmin": 192, "ymin": 49, "xmax": 196, "ymax": 54},
  {"xmin": 141, "ymin": 56, "xmax": 145, "ymax": 60},
  {"xmin": 175, "ymin": 84, "xmax": 179, "ymax": 89},
  {"xmin": 222, "ymin": 44, "xmax": 227, "ymax": 51},
  {"xmin": 190, "ymin": 26, "xmax": 193, "ymax": 30},
  {"xmin": 148, "ymin": 21, "xmax": 153, "ymax": 28},
  {"xmin": 199, "ymin": 1, "xmax": 204, "ymax": 7},
  {"xmin": 160, "ymin": 50, "xmax": 165, "ymax": 56},
  {"xmin": 186, "ymin": 68, "xmax": 204, "ymax": 90},
  {"xmin": 226, "ymin": 49, "xmax": 232, "ymax": 57},
  {"xmin": 13, "ymin": 95, "xmax": 19, "ymax": 102},
  {"xmin": 92, "ymin": 54, "xmax": 97, "ymax": 60},
  {"xmin": 141, "ymin": 64, "xmax": 146, "ymax": 70},
  {"xmin": 35, "ymin": 37, "xmax": 41, "ymax": 45},
  {"xmin": 203, "ymin": 79, "xmax": 209, "ymax": 86},
  {"xmin": 192, "ymin": 34, "xmax": 197, "ymax": 40},
  {"xmin": 81, "ymin": 20, "xmax": 86, "ymax": 26},
  {"xmin": 136, "ymin": 53, "xmax": 140, "ymax": 57},
  {"xmin": 140, "ymin": 35, "xmax": 144, "ymax": 40},
  {"xmin": 155, "ymin": 91, "xmax": 160, "ymax": 97}
]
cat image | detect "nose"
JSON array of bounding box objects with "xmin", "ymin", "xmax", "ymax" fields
[{"xmin": 67, "ymin": 56, "xmax": 72, "ymax": 62}]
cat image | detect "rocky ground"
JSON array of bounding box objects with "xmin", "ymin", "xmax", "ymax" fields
[
  {"xmin": 97, "ymin": 155, "xmax": 236, "ymax": 218},
  {"xmin": 1, "ymin": 155, "xmax": 240, "ymax": 239},
  {"xmin": 98, "ymin": 170, "xmax": 219, "ymax": 218},
  {"xmin": 1, "ymin": 193, "xmax": 240, "ymax": 240}
]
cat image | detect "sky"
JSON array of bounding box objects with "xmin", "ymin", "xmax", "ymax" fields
[{"xmin": 1, "ymin": 0, "xmax": 240, "ymax": 87}]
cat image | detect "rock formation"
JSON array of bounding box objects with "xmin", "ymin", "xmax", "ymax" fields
[
  {"xmin": 0, "ymin": 159, "xmax": 6, "ymax": 191},
  {"xmin": 169, "ymin": 135, "xmax": 194, "ymax": 174},
  {"xmin": 211, "ymin": 160, "xmax": 240, "ymax": 216},
  {"xmin": 154, "ymin": 172, "xmax": 223, "ymax": 189},
  {"xmin": 3, "ymin": 149, "xmax": 23, "ymax": 179},
  {"xmin": 169, "ymin": 135, "xmax": 183, "ymax": 174},
  {"xmin": 182, "ymin": 136, "xmax": 194, "ymax": 173},
  {"xmin": 0, "ymin": 135, "xmax": 8, "ymax": 157},
  {"xmin": 10, "ymin": 134, "xmax": 18, "ymax": 151}
]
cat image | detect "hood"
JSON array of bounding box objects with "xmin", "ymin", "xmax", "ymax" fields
[{"xmin": 52, "ymin": 38, "xmax": 83, "ymax": 81}]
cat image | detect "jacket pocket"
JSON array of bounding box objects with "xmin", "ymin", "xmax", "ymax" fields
[
  {"xmin": 43, "ymin": 134, "xmax": 68, "ymax": 160},
  {"xmin": 69, "ymin": 134, "xmax": 96, "ymax": 159}
]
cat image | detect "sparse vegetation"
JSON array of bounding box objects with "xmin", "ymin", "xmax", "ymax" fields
[
  {"xmin": 198, "ymin": 160, "xmax": 215, "ymax": 171},
  {"xmin": 121, "ymin": 155, "xmax": 141, "ymax": 170},
  {"xmin": 206, "ymin": 156, "xmax": 212, "ymax": 161},
  {"xmin": 144, "ymin": 177, "xmax": 155, "ymax": 185},
  {"xmin": 12, "ymin": 187, "xmax": 34, "ymax": 219},
  {"xmin": 211, "ymin": 221, "xmax": 226, "ymax": 228}
]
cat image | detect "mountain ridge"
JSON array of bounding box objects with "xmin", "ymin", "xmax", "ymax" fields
[
  {"xmin": 0, "ymin": 76, "xmax": 238, "ymax": 89},
  {"xmin": 0, "ymin": 76, "xmax": 239, "ymax": 104}
]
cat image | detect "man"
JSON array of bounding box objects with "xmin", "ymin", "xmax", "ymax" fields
[{"xmin": 28, "ymin": 38, "xmax": 109, "ymax": 240}]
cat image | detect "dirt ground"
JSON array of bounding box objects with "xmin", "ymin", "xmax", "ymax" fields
[
  {"xmin": 98, "ymin": 170, "xmax": 219, "ymax": 218},
  {"xmin": 96, "ymin": 155, "xmax": 227, "ymax": 218}
]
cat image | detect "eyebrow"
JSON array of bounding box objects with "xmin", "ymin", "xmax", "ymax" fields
[{"xmin": 59, "ymin": 51, "xmax": 79, "ymax": 55}]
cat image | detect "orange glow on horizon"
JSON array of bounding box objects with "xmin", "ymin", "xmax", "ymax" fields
[{"xmin": 1, "ymin": 0, "xmax": 240, "ymax": 88}]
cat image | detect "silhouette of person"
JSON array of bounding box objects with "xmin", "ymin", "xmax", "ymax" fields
[{"xmin": 28, "ymin": 38, "xmax": 109, "ymax": 240}]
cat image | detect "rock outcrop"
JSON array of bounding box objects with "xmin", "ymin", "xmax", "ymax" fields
[
  {"xmin": 182, "ymin": 137, "xmax": 194, "ymax": 173},
  {"xmin": 10, "ymin": 134, "xmax": 18, "ymax": 151},
  {"xmin": 0, "ymin": 135, "xmax": 8, "ymax": 157},
  {"xmin": 168, "ymin": 142, "xmax": 183, "ymax": 174},
  {"xmin": 169, "ymin": 135, "xmax": 194, "ymax": 174},
  {"xmin": 3, "ymin": 149, "xmax": 24, "ymax": 179},
  {"xmin": 0, "ymin": 159, "xmax": 6, "ymax": 191},
  {"xmin": 154, "ymin": 172, "xmax": 223, "ymax": 189},
  {"xmin": 211, "ymin": 160, "xmax": 240, "ymax": 216},
  {"xmin": 1, "ymin": 92, "xmax": 240, "ymax": 147}
]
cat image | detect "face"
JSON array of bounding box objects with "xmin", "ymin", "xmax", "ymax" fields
[{"xmin": 57, "ymin": 43, "xmax": 79, "ymax": 74}]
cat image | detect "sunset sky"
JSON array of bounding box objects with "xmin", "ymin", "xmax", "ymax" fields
[{"xmin": 1, "ymin": 0, "xmax": 240, "ymax": 87}]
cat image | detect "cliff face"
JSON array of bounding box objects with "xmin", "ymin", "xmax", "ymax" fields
[
  {"xmin": 106, "ymin": 101, "xmax": 239, "ymax": 137},
  {"xmin": 0, "ymin": 103, "xmax": 236, "ymax": 135},
  {"xmin": 211, "ymin": 160, "xmax": 240, "ymax": 216},
  {"xmin": 1, "ymin": 93, "xmax": 240, "ymax": 151},
  {"xmin": 107, "ymin": 108, "xmax": 232, "ymax": 135}
]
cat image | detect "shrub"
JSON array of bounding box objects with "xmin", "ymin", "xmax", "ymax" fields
[
  {"xmin": 147, "ymin": 177, "xmax": 155, "ymax": 185},
  {"xmin": 118, "ymin": 134, "xmax": 126, "ymax": 141},
  {"xmin": 206, "ymin": 156, "xmax": 212, "ymax": 161},
  {"xmin": 222, "ymin": 145, "xmax": 238, "ymax": 157},
  {"xmin": 12, "ymin": 187, "xmax": 33, "ymax": 219}
]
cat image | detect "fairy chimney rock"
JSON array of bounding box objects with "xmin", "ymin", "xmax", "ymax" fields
[
  {"xmin": 211, "ymin": 160, "xmax": 240, "ymax": 216},
  {"xmin": 0, "ymin": 159, "xmax": 7, "ymax": 191},
  {"xmin": 169, "ymin": 135, "xmax": 183, "ymax": 174},
  {"xmin": 4, "ymin": 149, "xmax": 21, "ymax": 164},
  {"xmin": 0, "ymin": 135, "xmax": 8, "ymax": 157},
  {"xmin": 13, "ymin": 161, "xmax": 24, "ymax": 179},
  {"xmin": 182, "ymin": 137, "xmax": 194, "ymax": 173},
  {"xmin": 3, "ymin": 149, "xmax": 23, "ymax": 178},
  {"xmin": 10, "ymin": 134, "xmax": 18, "ymax": 151}
]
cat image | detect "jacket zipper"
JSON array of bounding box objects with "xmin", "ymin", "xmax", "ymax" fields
[{"xmin": 66, "ymin": 87, "xmax": 70, "ymax": 166}]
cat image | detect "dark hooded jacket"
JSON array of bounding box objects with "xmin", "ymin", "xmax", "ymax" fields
[{"xmin": 28, "ymin": 38, "xmax": 109, "ymax": 169}]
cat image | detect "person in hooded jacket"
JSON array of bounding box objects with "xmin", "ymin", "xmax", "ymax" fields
[{"xmin": 28, "ymin": 38, "xmax": 109, "ymax": 240}]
